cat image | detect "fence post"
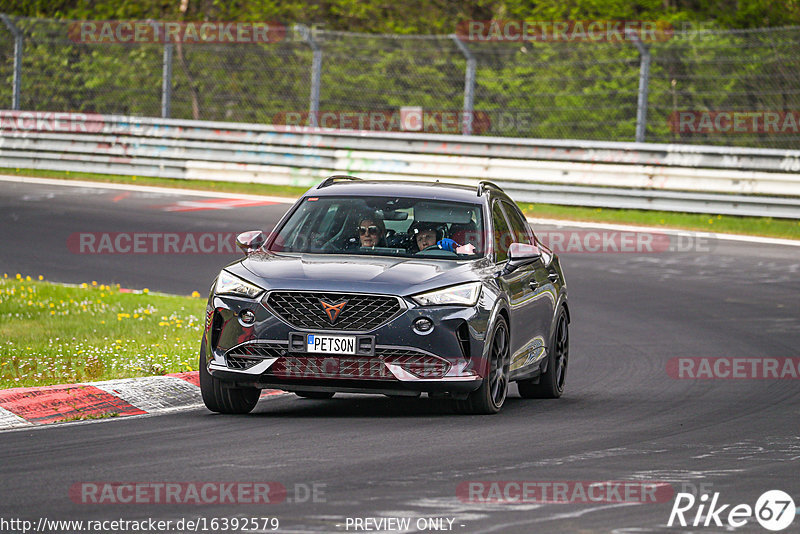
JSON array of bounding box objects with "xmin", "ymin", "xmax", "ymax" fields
[
  {"xmin": 161, "ymin": 35, "xmax": 173, "ymax": 118},
  {"xmin": 627, "ymin": 29, "xmax": 651, "ymax": 143},
  {"xmin": 450, "ymin": 34, "xmax": 476, "ymax": 135},
  {"xmin": 1, "ymin": 14, "xmax": 23, "ymax": 110},
  {"xmin": 296, "ymin": 24, "xmax": 322, "ymax": 127}
]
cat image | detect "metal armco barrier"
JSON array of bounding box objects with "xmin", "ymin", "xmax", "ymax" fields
[{"xmin": 1, "ymin": 112, "xmax": 800, "ymax": 218}]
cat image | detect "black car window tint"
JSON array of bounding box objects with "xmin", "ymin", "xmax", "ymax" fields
[
  {"xmin": 501, "ymin": 201, "xmax": 532, "ymax": 245},
  {"xmin": 492, "ymin": 202, "xmax": 511, "ymax": 263}
]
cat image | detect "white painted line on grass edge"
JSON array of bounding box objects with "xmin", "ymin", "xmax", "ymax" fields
[
  {"xmin": 0, "ymin": 175, "xmax": 296, "ymax": 204},
  {"xmin": 528, "ymin": 217, "xmax": 800, "ymax": 248}
]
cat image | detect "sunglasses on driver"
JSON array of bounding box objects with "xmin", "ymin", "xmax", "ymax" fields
[{"xmin": 358, "ymin": 225, "xmax": 380, "ymax": 236}]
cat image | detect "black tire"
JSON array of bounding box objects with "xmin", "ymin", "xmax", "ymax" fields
[
  {"xmin": 456, "ymin": 315, "xmax": 510, "ymax": 415},
  {"xmin": 295, "ymin": 391, "xmax": 335, "ymax": 399},
  {"xmin": 199, "ymin": 340, "xmax": 260, "ymax": 414},
  {"xmin": 518, "ymin": 307, "xmax": 568, "ymax": 399}
]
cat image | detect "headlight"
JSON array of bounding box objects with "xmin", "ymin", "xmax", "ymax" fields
[
  {"xmin": 412, "ymin": 282, "xmax": 481, "ymax": 306},
  {"xmin": 214, "ymin": 270, "xmax": 263, "ymax": 298}
]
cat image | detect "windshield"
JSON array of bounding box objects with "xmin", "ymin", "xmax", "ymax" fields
[{"xmin": 270, "ymin": 195, "xmax": 485, "ymax": 259}]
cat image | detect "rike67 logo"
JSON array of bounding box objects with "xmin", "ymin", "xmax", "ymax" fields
[{"xmin": 668, "ymin": 490, "xmax": 795, "ymax": 531}]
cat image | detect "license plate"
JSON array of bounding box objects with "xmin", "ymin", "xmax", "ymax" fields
[{"xmin": 306, "ymin": 334, "xmax": 356, "ymax": 355}]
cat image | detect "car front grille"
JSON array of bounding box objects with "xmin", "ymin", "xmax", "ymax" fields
[
  {"xmin": 270, "ymin": 356, "xmax": 395, "ymax": 380},
  {"xmin": 264, "ymin": 291, "xmax": 403, "ymax": 331},
  {"xmin": 226, "ymin": 356, "xmax": 261, "ymax": 370},
  {"xmin": 377, "ymin": 348, "xmax": 451, "ymax": 378},
  {"xmin": 224, "ymin": 342, "xmax": 287, "ymax": 370},
  {"xmin": 268, "ymin": 347, "xmax": 451, "ymax": 380}
]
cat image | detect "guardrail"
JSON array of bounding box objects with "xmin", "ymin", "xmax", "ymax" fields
[{"xmin": 2, "ymin": 112, "xmax": 800, "ymax": 218}]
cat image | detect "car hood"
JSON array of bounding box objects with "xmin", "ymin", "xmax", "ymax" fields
[{"xmin": 229, "ymin": 251, "xmax": 482, "ymax": 296}]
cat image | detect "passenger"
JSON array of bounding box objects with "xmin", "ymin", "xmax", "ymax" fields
[{"xmin": 357, "ymin": 216, "xmax": 386, "ymax": 248}]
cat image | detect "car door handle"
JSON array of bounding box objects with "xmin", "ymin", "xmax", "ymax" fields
[
  {"xmin": 548, "ymin": 271, "xmax": 559, "ymax": 282},
  {"xmin": 529, "ymin": 280, "xmax": 539, "ymax": 290}
]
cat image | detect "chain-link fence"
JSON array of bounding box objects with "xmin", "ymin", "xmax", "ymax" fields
[{"xmin": 1, "ymin": 16, "xmax": 799, "ymax": 148}]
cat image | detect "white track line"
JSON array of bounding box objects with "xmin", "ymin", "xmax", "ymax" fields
[
  {"xmin": 0, "ymin": 174, "xmax": 296, "ymax": 204},
  {"xmin": 527, "ymin": 216, "xmax": 800, "ymax": 247}
]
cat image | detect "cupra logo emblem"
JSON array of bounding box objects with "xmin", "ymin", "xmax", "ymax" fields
[{"xmin": 319, "ymin": 299, "xmax": 347, "ymax": 323}]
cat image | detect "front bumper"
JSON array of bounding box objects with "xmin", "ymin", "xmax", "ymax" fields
[{"xmin": 203, "ymin": 291, "xmax": 490, "ymax": 395}]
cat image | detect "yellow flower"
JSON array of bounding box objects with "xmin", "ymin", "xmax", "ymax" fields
[
  {"xmin": 92, "ymin": 281, "xmax": 97, "ymax": 286},
  {"xmin": 25, "ymin": 275, "xmax": 31, "ymax": 281},
  {"xmin": 50, "ymin": 311, "xmax": 55, "ymax": 315},
  {"xmin": 80, "ymin": 283, "xmax": 88, "ymax": 288},
  {"xmin": 191, "ymin": 291, "xmax": 201, "ymax": 298},
  {"xmin": 38, "ymin": 275, "xmax": 44, "ymax": 281},
  {"xmin": 143, "ymin": 288, "xmax": 149, "ymax": 294},
  {"xmin": 49, "ymin": 303, "xmax": 55, "ymax": 308},
  {"xmin": 708, "ymin": 219, "xmax": 714, "ymax": 224}
]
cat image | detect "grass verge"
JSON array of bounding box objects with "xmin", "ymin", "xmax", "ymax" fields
[
  {"xmin": 0, "ymin": 274, "xmax": 204, "ymax": 389},
  {"xmin": 2, "ymin": 167, "xmax": 799, "ymax": 239}
]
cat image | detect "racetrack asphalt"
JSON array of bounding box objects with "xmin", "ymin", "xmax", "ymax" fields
[{"xmin": 0, "ymin": 178, "xmax": 798, "ymax": 533}]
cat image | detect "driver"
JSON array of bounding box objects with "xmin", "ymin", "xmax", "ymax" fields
[
  {"xmin": 410, "ymin": 221, "xmax": 466, "ymax": 253},
  {"xmin": 414, "ymin": 226, "xmax": 440, "ymax": 251}
]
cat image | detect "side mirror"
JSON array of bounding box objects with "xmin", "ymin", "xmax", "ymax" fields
[
  {"xmin": 503, "ymin": 242, "xmax": 541, "ymax": 274},
  {"xmin": 236, "ymin": 230, "xmax": 266, "ymax": 255}
]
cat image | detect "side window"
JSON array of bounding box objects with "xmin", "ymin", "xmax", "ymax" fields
[
  {"xmin": 501, "ymin": 201, "xmax": 532, "ymax": 245},
  {"xmin": 492, "ymin": 202, "xmax": 512, "ymax": 262}
]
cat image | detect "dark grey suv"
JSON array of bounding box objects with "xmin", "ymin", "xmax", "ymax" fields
[{"xmin": 200, "ymin": 177, "xmax": 569, "ymax": 415}]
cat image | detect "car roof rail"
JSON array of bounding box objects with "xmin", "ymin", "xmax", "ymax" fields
[
  {"xmin": 477, "ymin": 181, "xmax": 504, "ymax": 196},
  {"xmin": 317, "ymin": 175, "xmax": 362, "ymax": 189}
]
